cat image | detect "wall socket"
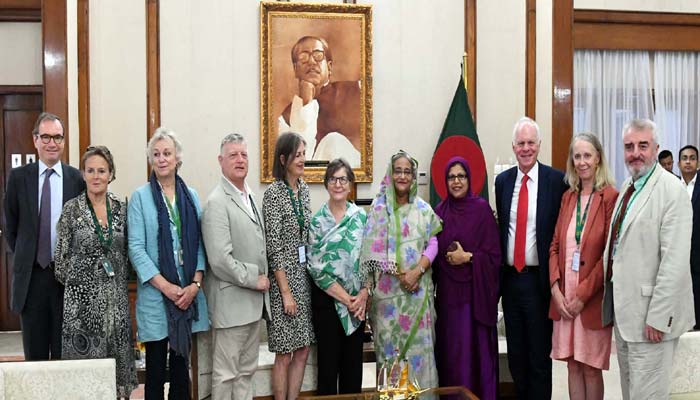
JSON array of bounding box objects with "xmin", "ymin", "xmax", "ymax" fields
[{"xmin": 417, "ymin": 170, "xmax": 428, "ymax": 185}]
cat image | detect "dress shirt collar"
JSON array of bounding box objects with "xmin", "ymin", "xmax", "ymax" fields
[
  {"xmin": 516, "ymin": 161, "xmax": 539, "ymax": 184},
  {"xmin": 38, "ymin": 159, "xmax": 63, "ymax": 178}
]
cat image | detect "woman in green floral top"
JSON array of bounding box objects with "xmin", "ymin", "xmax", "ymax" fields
[{"xmin": 308, "ymin": 158, "xmax": 369, "ymax": 394}]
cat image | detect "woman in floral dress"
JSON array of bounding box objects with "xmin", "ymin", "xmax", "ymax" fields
[{"xmin": 360, "ymin": 151, "xmax": 442, "ymax": 390}]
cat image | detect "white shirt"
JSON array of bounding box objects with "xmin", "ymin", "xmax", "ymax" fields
[
  {"xmin": 680, "ymin": 173, "xmax": 696, "ymax": 200},
  {"xmin": 507, "ymin": 162, "xmax": 540, "ymax": 267},
  {"xmin": 38, "ymin": 160, "xmax": 64, "ymax": 261},
  {"xmin": 225, "ymin": 175, "xmax": 255, "ymax": 219}
]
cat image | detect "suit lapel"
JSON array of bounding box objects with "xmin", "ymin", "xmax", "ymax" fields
[
  {"xmin": 619, "ymin": 167, "xmax": 660, "ymax": 240},
  {"xmin": 501, "ymin": 168, "xmax": 517, "ymax": 229},
  {"xmin": 221, "ymin": 177, "xmax": 258, "ymax": 224},
  {"xmin": 692, "ymin": 171, "xmax": 700, "ymax": 207},
  {"xmin": 26, "ymin": 163, "xmax": 39, "ymax": 227},
  {"xmin": 579, "ymin": 189, "xmax": 602, "ymax": 250},
  {"xmin": 536, "ymin": 162, "xmax": 547, "ymax": 241}
]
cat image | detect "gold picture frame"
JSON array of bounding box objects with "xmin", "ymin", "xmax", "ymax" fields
[{"xmin": 260, "ymin": 2, "xmax": 373, "ymax": 183}]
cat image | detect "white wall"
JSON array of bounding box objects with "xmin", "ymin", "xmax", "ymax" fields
[
  {"xmin": 159, "ymin": 0, "xmax": 465, "ymax": 211},
  {"xmin": 0, "ymin": 22, "xmax": 42, "ymax": 85},
  {"xmin": 89, "ymin": 0, "xmax": 147, "ymax": 199},
  {"xmin": 79, "ymin": 0, "xmax": 700, "ymax": 208}
]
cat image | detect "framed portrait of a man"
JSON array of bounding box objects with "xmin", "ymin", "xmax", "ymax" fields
[{"xmin": 260, "ymin": 2, "xmax": 373, "ymax": 183}]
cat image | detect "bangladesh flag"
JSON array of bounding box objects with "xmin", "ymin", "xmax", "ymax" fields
[{"xmin": 430, "ymin": 74, "xmax": 488, "ymax": 208}]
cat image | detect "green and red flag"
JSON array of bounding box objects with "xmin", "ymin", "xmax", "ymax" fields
[{"xmin": 430, "ymin": 73, "xmax": 488, "ymax": 208}]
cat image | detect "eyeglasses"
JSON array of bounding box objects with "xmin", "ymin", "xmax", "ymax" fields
[
  {"xmin": 447, "ymin": 174, "xmax": 467, "ymax": 182},
  {"xmin": 296, "ymin": 50, "xmax": 325, "ymax": 64},
  {"xmin": 328, "ymin": 176, "xmax": 349, "ymax": 186},
  {"xmin": 36, "ymin": 134, "xmax": 64, "ymax": 144},
  {"xmin": 392, "ymin": 169, "xmax": 413, "ymax": 178}
]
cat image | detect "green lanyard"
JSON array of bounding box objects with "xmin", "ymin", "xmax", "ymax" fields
[
  {"xmin": 286, "ymin": 184, "xmax": 305, "ymax": 238},
  {"xmin": 86, "ymin": 192, "xmax": 113, "ymax": 253},
  {"xmin": 164, "ymin": 193, "xmax": 181, "ymax": 240},
  {"xmin": 575, "ymin": 190, "xmax": 594, "ymax": 246}
]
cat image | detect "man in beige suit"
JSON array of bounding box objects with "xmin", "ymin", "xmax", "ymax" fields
[
  {"xmin": 603, "ymin": 119, "xmax": 695, "ymax": 400},
  {"xmin": 202, "ymin": 133, "xmax": 271, "ymax": 400}
]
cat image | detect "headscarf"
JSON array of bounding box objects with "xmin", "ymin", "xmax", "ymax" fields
[
  {"xmin": 308, "ymin": 201, "xmax": 367, "ymax": 335},
  {"xmin": 149, "ymin": 172, "xmax": 200, "ymax": 363},
  {"xmin": 360, "ymin": 151, "xmax": 442, "ymax": 275},
  {"xmin": 434, "ymin": 157, "xmax": 501, "ymax": 326}
]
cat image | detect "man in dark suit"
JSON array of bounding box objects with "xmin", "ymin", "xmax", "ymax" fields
[
  {"xmin": 678, "ymin": 144, "xmax": 700, "ymax": 330},
  {"xmin": 279, "ymin": 35, "xmax": 361, "ymax": 167},
  {"xmin": 495, "ymin": 117, "xmax": 567, "ymax": 399},
  {"xmin": 3, "ymin": 112, "xmax": 85, "ymax": 360}
]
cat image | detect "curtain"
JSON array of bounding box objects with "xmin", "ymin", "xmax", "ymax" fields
[
  {"xmin": 654, "ymin": 51, "xmax": 700, "ymax": 172},
  {"xmin": 573, "ymin": 50, "xmax": 654, "ymax": 187}
]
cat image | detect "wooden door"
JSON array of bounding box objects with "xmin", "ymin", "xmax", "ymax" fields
[{"xmin": 0, "ymin": 92, "xmax": 42, "ymax": 331}]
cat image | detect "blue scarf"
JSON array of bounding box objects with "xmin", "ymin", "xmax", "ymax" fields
[{"xmin": 149, "ymin": 172, "xmax": 200, "ymax": 363}]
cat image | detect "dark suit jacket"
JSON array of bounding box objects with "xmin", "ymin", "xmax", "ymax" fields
[
  {"xmin": 3, "ymin": 161, "xmax": 85, "ymax": 313},
  {"xmin": 690, "ymin": 171, "xmax": 700, "ymax": 328},
  {"xmin": 495, "ymin": 162, "xmax": 567, "ymax": 299},
  {"xmin": 690, "ymin": 171, "xmax": 700, "ymax": 276},
  {"xmin": 548, "ymin": 185, "xmax": 618, "ymax": 329}
]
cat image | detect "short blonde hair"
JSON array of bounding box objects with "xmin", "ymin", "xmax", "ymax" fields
[
  {"xmin": 147, "ymin": 127, "xmax": 183, "ymax": 170},
  {"xmin": 565, "ymin": 132, "xmax": 615, "ymax": 191}
]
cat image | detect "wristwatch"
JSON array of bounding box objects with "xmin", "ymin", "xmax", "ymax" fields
[{"xmin": 193, "ymin": 280, "xmax": 202, "ymax": 289}]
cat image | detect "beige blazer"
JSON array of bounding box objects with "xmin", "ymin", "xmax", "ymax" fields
[
  {"xmin": 202, "ymin": 176, "xmax": 270, "ymax": 329},
  {"xmin": 603, "ymin": 165, "xmax": 695, "ymax": 342}
]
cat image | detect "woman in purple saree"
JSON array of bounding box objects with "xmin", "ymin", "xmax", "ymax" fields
[{"xmin": 433, "ymin": 156, "xmax": 501, "ymax": 400}]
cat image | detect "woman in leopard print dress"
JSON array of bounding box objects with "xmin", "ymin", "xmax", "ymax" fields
[
  {"xmin": 54, "ymin": 146, "xmax": 137, "ymax": 399},
  {"xmin": 263, "ymin": 132, "xmax": 315, "ymax": 400}
]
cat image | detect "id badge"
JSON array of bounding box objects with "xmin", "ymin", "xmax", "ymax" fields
[
  {"xmin": 101, "ymin": 258, "xmax": 115, "ymax": 277},
  {"xmin": 572, "ymin": 249, "xmax": 581, "ymax": 272},
  {"xmin": 298, "ymin": 245, "xmax": 307, "ymax": 264}
]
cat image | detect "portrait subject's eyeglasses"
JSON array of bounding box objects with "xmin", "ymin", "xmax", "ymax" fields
[
  {"xmin": 328, "ymin": 176, "xmax": 349, "ymax": 186},
  {"xmin": 296, "ymin": 50, "xmax": 326, "ymax": 64},
  {"xmin": 447, "ymin": 174, "xmax": 467, "ymax": 182},
  {"xmin": 36, "ymin": 134, "xmax": 65, "ymax": 144}
]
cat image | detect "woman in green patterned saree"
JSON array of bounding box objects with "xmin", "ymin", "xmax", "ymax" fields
[
  {"xmin": 308, "ymin": 158, "xmax": 369, "ymax": 395},
  {"xmin": 360, "ymin": 151, "xmax": 442, "ymax": 391}
]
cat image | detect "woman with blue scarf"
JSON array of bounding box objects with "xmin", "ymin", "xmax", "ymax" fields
[{"xmin": 128, "ymin": 127, "xmax": 209, "ymax": 399}]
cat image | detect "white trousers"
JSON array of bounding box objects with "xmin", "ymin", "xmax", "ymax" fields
[
  {"xmin": 211, "ymin": 320, "xmax": 262, "ymax": 400},
  {"xmin": 614, "ymin": 324, "xmax": 678, "ymax": 400}
]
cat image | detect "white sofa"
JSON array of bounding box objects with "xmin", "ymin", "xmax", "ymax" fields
[{"xmin": 0, "ymin": 358, "xmax": 116, "ymax": 400}]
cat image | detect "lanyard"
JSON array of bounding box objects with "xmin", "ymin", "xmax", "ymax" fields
[
  {"xmin": 286, "ymin": 184, "xmax": 306, "ymax": 238},
  {"xmin": 164, "ymin": 193, "xmax": 181, "ymax": 240},
  {"xmin": 575, "ymin": 190, "xmax": 594, "ymax": 245},
  {"xmin": 86, "ymin": 192, "xmax": 113, "ymax": 253}
]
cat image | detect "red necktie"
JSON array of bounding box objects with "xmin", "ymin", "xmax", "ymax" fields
[
  {"xmin": 606, "ymin": 183, "xmax": 636, "ymax": 279},
  {"xmin": 514, "ymin": 175, "xmax": 529, "ymax": 272}
]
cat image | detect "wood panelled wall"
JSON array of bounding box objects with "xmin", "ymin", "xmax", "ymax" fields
[{"xmin": 550, "ymin": 7, "xmax": 700, "ymax": 170}]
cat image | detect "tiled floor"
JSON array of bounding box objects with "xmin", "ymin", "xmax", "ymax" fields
[{"xmin": 1, "ymin": 330, "xmax": 626, "ymax": 399}]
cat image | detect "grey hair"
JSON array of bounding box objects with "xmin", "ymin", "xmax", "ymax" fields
[
  {"xmin": 147, "ymin": 127, "xmax": 183, "ymax": 170},
  {"xmin": 512, "ymin": 116, "xmax": 542, "ymax": 144},
  {"xmin": 622, "ymin": 118, "xmax": 659, "ymax": 145},
  {"xmin": 219, "ymin": 133, "xmax": 246, "ymax": 155}
]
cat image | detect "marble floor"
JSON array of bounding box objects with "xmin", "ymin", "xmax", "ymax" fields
[{"xmin": 0, "ymin": 330, "xmax": 626, "ymax": 399}]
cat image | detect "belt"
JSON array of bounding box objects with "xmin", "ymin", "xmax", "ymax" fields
[{"xmin": 507, "ymin": 264, "xmax": 539, "ymax": 273}]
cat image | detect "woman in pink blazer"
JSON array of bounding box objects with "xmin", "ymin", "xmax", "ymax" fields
[{"xmin": 549, "ymin": 132, "xmax": 618, "ymax": 400}]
